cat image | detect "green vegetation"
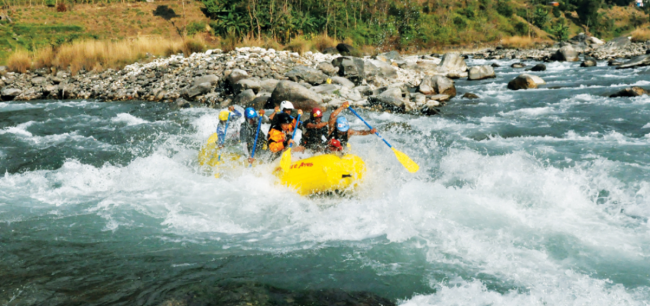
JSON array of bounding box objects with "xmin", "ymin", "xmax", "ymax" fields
[{"xmin": 0, "ymin": 24, "xmax": 96, "ymax": 60}]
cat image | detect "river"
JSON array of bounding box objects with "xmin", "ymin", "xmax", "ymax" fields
[{"xmin": 1, "ymin": 59, "xmax": 649, "ymax": 305}]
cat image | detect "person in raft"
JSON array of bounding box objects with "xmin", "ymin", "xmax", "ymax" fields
[
  {"xmin": 216, "ymin": 105, "xmax": 242, "ymax": 147},
  {"xmin": 327, "ymin": 101, "xmax": 377, "ymax": 152},
  {"xmin": 301, "ymin": 107, "xmax": 329, "ymax": 152},
  {"xmin": 240, "ymin": 107, "xmax": 270, "ymax": 165},
  {"xmin": 268, "ymin": 100, "xmax": 296, "ymax": 125},
  {"xmin": 267, "ymin": 111, "xmax": 305, "ymax": 160}
]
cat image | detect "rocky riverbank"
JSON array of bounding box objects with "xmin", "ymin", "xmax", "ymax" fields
[{"xmin": 2, "ymin": 34, "xmax": 650, "ymax": 116}]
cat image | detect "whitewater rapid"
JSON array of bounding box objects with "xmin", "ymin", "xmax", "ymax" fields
[{"xmin": 1, "ymin": 59, "xmax": 649, "ymax": 305}]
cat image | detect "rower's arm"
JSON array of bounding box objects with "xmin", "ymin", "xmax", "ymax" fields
[
  {"xmin": 328, "ymin": 102, "xmax": 349, "ymax": 131},
  {"xmin": 349, "ymin": 128, "xmax": 377, "ymax": 136},
  {"xmin": 306, "ymin": 121, "xmax": 328, "ymax": 129}
]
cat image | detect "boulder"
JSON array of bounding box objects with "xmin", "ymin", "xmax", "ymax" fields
[
  {"xmin": 329, "ymin": 76, "xmax": 355, "ymax": 88},
  {"xmin": 462, "ymin": 93, "xmax": 479, "ymax": 99},
  {"xmin": 316, "ymin": 62, "xmax": 338, "ymax": 76},
  {"xmin": 250, "ymin": 94, "xmax": 271, "ymax": 109},
  {"xmin": 193, "ymin": 74, "xmax": 219, "ymax": 87},
  {"xmin": 599, "ymin": 36, "xmax": 631, "ymax": 50},
  {"xmin": 365, "ymin": 59, "xmax": 398, "ymax": 79},
  {"xmin": 581, "ymin": 59, "xmax": 597, "ymax": 67},
  {"xmin": 332, "ymin": 57, "xmax": 365, "ymax": 85},
  {"xmin": 375, "ymin": 51, "xmax": 402, "ymax": 62},
  {"xmin": 285, "ymin": 66, "xmax": 328, "ymax": 85},
  {"xmin": 609, "ymin": 87, "xmax": 646, "ymax": 97},
  {"xmin": 233, "ymin": 89, "xmax": 256, "ymax": 105},
  {"xmin": 608, "ymin": 59, "xmax": 623, "ymax": 67},
  {"xmin": 0, "ymin": 66, "xmax": 7, "ymax": 76},
  {"xmin": 183, "ymin": 82, "xmax": 212, "ymax": 98},
  {"xmin": 491, "ymin": 63, "xmax": 501, "ymax": 68},
  {"xmin": 260, "ymin": 79, "xmax": 280, "ymax": 93},
  {"xmin": 373, "ymin": 87, "xmax": 406, "ymax": 108},
  {"xmin": 233, "ymin": 78, "xmax": 261, "ymax": 95},
  {"xmin": 270, "ymin": 80, "xmax": 324, "ymax": 112},
  {"xmin": 507, "ymin": 74, "xmax": 546, "ymax": 90},
  {"xmin": 468, "ymin": 65, "xmax": 496, "ymax": 80},
  {"xmin": 529, "ymin": 64, "xmax": 546, "ymax": 71},
  {"xmin": 616, "ymin": 55, "xmax": 650, "ymax": 69},
  {"xmin": 225, "ymin": 69, "xmax": 249, "ymax": 92},
  {"xmin": 551, "ymin": 45, "xmax": 579, "ymax": 62},
  {"xmin": 439, "ymin": 52, "xmax": 468, "ymax": 76},
  {"xmin": 418, "ymin": 75, "xmax": 456, "ymax": 97},
  {"xmin": 311, "ymin": 84, "xmax": 342, "ymax": 96},
  {"xmin": 175, "ymin": 98, "xmax": 191, "ymax": 108},
  {"xmin": 31, "ymin": 77, "xmax": 47, "ymax": 85},
  {"xmin": 336, "ymin": 43, "xmax": 357, "ymax": 56},
  {"xmin": 414, "ymin": 60, "xmax": 443, "ymax": 75},
  {"xmin": 511, "ymin": 63, "xmax": 526, "ymax": 68},
  {"xmin": 1, "ymin": 87, "xmax": 21, "ymax": 100},
  {"xmin": 588, "ymin": 36, "xmax": 604, "ymax": 45}
]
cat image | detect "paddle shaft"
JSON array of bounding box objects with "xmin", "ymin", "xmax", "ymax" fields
[
  {"xmin": 288, "ymin": 114, "xmax": 302, "ymax": 148},
  {"xmin": 217, "ymin": 112, "xmax": 231, "ymax": 161},
  {"xmin": 347, "ymin": 107, "xmax": 393, "ymax": 149},
  {"xmin": 249, "ymin": 116, "xmax": 262, "ymax": 168}
]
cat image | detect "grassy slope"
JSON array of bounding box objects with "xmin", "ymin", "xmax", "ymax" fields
[{"xmin": 0, "ymin": 0, "xmax": 210, "ymax": 62}]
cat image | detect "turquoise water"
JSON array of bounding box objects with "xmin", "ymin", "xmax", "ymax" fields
[{"xmin": 1, "ymin": 60, "xmax": 650, "ymax": 305}]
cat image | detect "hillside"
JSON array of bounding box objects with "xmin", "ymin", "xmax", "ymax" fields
[{"xmin": 0, "ymin": 0, "xmax": 648, "ymax": 67}]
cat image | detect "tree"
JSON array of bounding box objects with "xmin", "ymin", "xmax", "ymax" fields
[
  {"xmin": 577, "ymin": 0, "xmax": 600, "ymax": 28},
  {"xmin": 533, "ymin": 7, "xmax": 549, "ymax": 29}
]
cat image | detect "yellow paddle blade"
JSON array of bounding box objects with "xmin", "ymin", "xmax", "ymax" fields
[
  {"xmin": 392, "ymin": 147, "xmax": 419, "ymax": 173},
  {"xmin": 207, "ymin": 133, "xmax": 219, "ymax": 144},
  {"xmin": 280, "ymin": 148, "xmax": 292, "ymax": 172}
]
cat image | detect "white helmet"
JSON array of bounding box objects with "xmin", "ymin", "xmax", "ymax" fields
[{"xmin": 280, "ymin": 101, "xmax": 294, "ymax": 111}]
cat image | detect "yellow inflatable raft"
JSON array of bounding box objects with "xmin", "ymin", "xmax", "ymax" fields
[
  {"xmin": 275, "ymin": 154, "xmax": 366, "ymax": 195},
  {"xmin": 199, "ymin": 133, "xmax": 366, "ymax": 195}
]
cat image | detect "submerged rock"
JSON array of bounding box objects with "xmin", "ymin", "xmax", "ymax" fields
[
  {"xmin": 581, "ymin": 59, "xmax": 597, "ymax": 67},
  {"xmin": 609, "ymin": 87, "xmax": 646, "ymax": 97},
  {"xmin": 511, "ymin": 63, "xmax": 526, "ymax": 68},
  {"xmin": 528, "ymin": 64, "xmax": 546, "ymax": 71},
  {"xmin": 462, "ymin": 93, "xmax": 479, "ymax": 99},
  {"xmin": 507, "ymin": 74, "xmax": 546, "ymax": 90},
  {"xmin": 616, "ymin": 54, "xmax": 650, "ymax": 69}
]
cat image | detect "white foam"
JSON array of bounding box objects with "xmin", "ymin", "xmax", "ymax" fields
[{"xmin": 111, "ymin": 113, "xmax": 148, "ymax": 126}]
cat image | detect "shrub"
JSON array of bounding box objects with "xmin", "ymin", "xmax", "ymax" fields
[
  {"xmin": 7, "ymin": 50, "xmax": 31, "ymax": 73},
  {"xmin": 182, "ymin": 35, "xmax": 207, "ymax": 55},
  {"xmin": 514, "ymin": 22, "xmax": 529, "ymax": 36},
  {"xmin": 284, "ymin": 36, "xmax": 311, "ymax": 54},
  {"xmin": 516, "ymin": 8, "xmax": 527, "ymax": 19},
  {"xmin": 311, "ymin": 33, "xmax": 337, "ymax": 51},
  {"xmin": 533, "ymin": 7, "xmax": 549, "ymax": 29},
  {"xmin": 56, "ymin": 2, "xmax": 67, "ymax": 12},
  {"xmin": 45, "ymin": 0, "xmax": 55, "ymax": 7},
  {"xmin": 552, "ymin": 6, "xmax": 562, "ymax": 18},
  {"xmin": 496, "ymin": 0, "xmax": 513, "ymax": 17},
  {"xmin": 33, "ymin": 46, "xmax": 55, "ymax": 69},
  {"xmin": 186, "ymin": 21, "xmax": 207, "ymax": 36},
  {"xmin": 453, "ymin": 16, "xmax": 468, "ymax": 29},
  {"xmin": 631, "ymin": 27, "xmax": 650, "ymax": 42}
]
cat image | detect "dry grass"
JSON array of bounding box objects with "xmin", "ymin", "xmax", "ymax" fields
[
  {"xmin": 6, "ymin": 35, "xmax": 211, "ymax": 74},
  {"xmin": 631, "ymin": 27, "xmax": 650, "ymax": 42},
  {"xmin": 500, "ymin": 36, "xmax": 551, "ymax": 49},
  {"xmin": 312, "ymin": 33, "xmax": 338, "ymax": 51},
  {"xmin": 7, "ymin": 50, "xmax": 31, "ymax": 73},
  {"xmin": 284, "ymin": 36, "xmax": 312, "ymax": 54}
]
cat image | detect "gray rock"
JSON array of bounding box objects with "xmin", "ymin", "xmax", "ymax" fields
[
  {"xmin": 250, "ymin": 94, "xmax": 271, "ymax": 109},
  {"xmin": 329, "ymin": 76, "xmax": 355, "ymax": 88},
  {"xmin": 260, "ymin": 79, "xmax": 280, "ymax": 93},
  {"xmin": 233, "ymin": 77, "xmax": 261, "ymax": 95},
  {"xmin": 616, "ymin": 55, "xmax": 650, "ymax": 69},
  {"xmin": 285, "ymin": 66, "xmax": 327, "ymax": 85},
  {"xmin": 374, "ymin": 87, "xmax": 406, "ymax": 108},
  {"xmin": 418, "ymin": 75, "xmax": 457, "ymax": 97},
  {"xmin": 507, "ymin": 74, "xmax": 546, "ymax": 90},
  {"xmin": 0, "ymin": 66, "xmax": 7, "ymax": 75},
  {"xmin": 193, "ymin": 74, "xmax": 219, "ymax": 87},
  {"xmin": 355, "ymin": 85, "xmax": 373, "ymax": 96},
  {"xmin": 608, "ymin": 59, "xmax": 623, "ymax": 66},
  {"xmin": 270, "ymin": 80, "xmax": 324, "ymax": 112},
  {"xmin": 599, "ymin": 36, "xmax": 631, "ymax": 50},
  {"xmin": 413, "ymin": 60, "xmax": 442, "ymax": 75},
  {"xmin": 581, "ymin": 59, "xmax": 597, "ymax": 67},
  {"xmin": 468, "ymin": 65, "xmax": 496, "ymax": 80},
  {"xmin": 316, "ymin": 62, "xmax": 338, "ymax": 76},
  {"xmin": 440, "ymin": 52, "xmax": 468, "ymax": 75},
  {"xmin": 1, "ymin": 87, "xmax": 21, "ymax": 100},
  {"xmin": 365, "ymin": 59, "xmax": 398, "ymax": 79},
  {"xmin": 332, "ymin": 57, "xmax": 365, "ymax": 85},
  {"xmin": 609, "ymin": 87, "xmax": 646, "ymax": 97},
  {"xmin": 311, "ymin": 84, "xmax": 342, "ymax": 95},
  {"xmin": 552, "ymin": 45, "xmax": 579, "ymax": 62},
  {"xmin": 462, "ymin": 93, "xmax": 479, "ymax": 99},
  {"xmin": 336, "ymin": 43, "xmax": 357, "ymax": 56},
  {"xmin": 31, "ymin": 77, "xmax": 47, "ymax": 85},
  {"xmin": 233, "ymin": 89, "xmax": 256, "ymax": 105},
  {"xmin": 183, "ymin": 82, "xmax": 212, "ymax": 98},
  {"xmin": 43, "ymin": 85, "xmax": 58, "ymax": 97},
  {"xmin": 175, "ymin": 98, "xmax": 191, "ymax": 108},
  {"xmin": 511, "ymin": 63, "xmax": 526, "ymax": 68},
  {"xmin": 529, "ymin": 64, "xmax": 546, "ymax": 71},
  {"xmin": 375, "ymin": 51, "xmax": 402, "ymax": 62},
  {"xmin": 226, "ymin": 69, "xmax": 249, "ymax": 92}
]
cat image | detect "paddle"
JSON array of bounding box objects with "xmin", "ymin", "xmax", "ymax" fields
[
  {"xmin": 347, "ymin": 106, "xmax": 419, "ymax": 173},
  {"xmin": 217, "ymin": 112, "xmax": 231, "ymax": 162},
  {"xmin": 280, "ymin": 114, "xmax": 301, "ymax": 172},
  {"xmin": 249, "ymin": 114, "xmax": 263, "ymax": 168}
]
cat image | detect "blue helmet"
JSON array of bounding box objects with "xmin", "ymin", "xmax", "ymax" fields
[
  {"xmin": 244, "ymin": 107, "xmax": 258, "ymax": 119},
  {"xmin": 336, "ymin": 116, "xmax": 349, "ymax": 132}
]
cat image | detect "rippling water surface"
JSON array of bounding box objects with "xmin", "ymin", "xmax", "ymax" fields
[{"xmin": 1, "ymin": 60, "xmax": 650, "ymax": 305}]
